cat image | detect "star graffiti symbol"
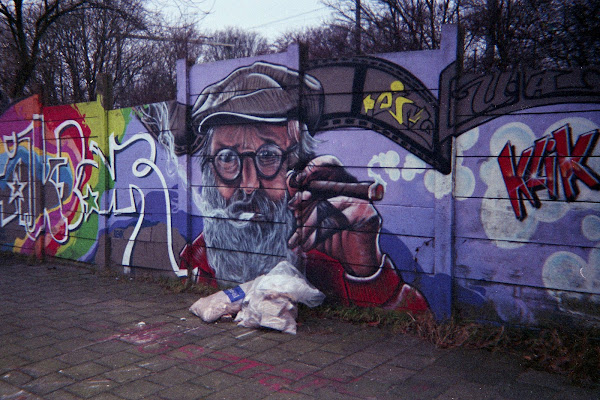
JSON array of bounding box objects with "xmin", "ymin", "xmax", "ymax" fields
[
  {"xmin": 7, "ymin": 170, "xmax": 27, "ymax": 204},
  {"xmin": 82, "ymin": 184, "xmax": 100, "ymax": 221}
]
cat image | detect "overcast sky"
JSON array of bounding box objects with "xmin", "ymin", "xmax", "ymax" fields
[{"xmin": 153, "ymin": 0, "xmax": 336, "ymax": 40}]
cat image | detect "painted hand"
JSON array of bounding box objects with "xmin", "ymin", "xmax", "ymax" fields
[{"xmin": 287, "ymin": 155, "xmax": 383, "ymax": 277}]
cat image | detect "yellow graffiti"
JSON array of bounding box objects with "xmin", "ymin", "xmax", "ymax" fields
[
  {"xmin": 389, "ymin": 97, "xmax": 413, "ymax": 125},
  {"xmin": 376, "ymin": 92, "xmax": 393, "ymax": 109},
  {"xmin": 409, "ymin": 109, "xmax": 424, "ymax": 124},
  {"xmin": 363, "ymin": 95, "xmax": 375, "ymax": 113},
  {"xmin": 362, "ymin": 80, "xmax": 422, "ymax": 126},
  {"xmin": 390, "ymin": 80, "xmax": 404, "ymax": 91}
]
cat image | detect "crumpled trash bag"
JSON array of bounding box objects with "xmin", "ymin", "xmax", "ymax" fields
[
  {"xmin": 189, "ymin": 281, "xmax": 252, "ymax": 323},
  {"xmin": 255, "ymin": 260, "xmax": 326, "ymax": 307},
  {"xmin": 235, "ymin": 261, "xmax": 325, "ymax": 334},
  {"xmin": 234, "ymin": 276, "xmax": 298, "ymax": 334}
]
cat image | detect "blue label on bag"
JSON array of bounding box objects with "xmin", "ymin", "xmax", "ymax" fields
[{"xmin": 223, "ymin": 286, "xmax": 245, "ymax": 302}]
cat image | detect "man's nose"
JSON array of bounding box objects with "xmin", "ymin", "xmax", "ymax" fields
[{"xmin": 241, "ymin": 157, "xmax": 259, "ymax": 195}]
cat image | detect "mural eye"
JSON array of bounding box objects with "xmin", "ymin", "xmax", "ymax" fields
[
  {"xmin": 256, "ymin": 145, "xmax": 283, "ymax": 176},
  {"xmin": 214, "ymin": 149, "xmax": 240, "ymax": 179}
]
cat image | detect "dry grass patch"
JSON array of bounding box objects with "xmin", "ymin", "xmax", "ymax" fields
[{"xmin": 301, "ymin": 304, "xmax": 600, "ymax": 387}]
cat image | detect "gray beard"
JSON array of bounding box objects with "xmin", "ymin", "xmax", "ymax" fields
[{"xmin": 200, "ymin": 167, "xmax": 296, "ymax": 287}]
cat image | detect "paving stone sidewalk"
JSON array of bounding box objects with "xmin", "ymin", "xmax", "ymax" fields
[{"xmin": 0, "ymin": 258, "xmax": 597, "ymax": 400}]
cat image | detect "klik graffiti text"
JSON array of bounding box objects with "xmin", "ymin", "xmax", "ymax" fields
[{"xmin": 498, "ymin": 124, "xmax": 600, "ymax": 220}]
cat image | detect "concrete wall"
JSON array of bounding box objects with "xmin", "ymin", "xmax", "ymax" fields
[{"xmin": 1, "ymin": 25, "xmax": 599, "ymax": 327}]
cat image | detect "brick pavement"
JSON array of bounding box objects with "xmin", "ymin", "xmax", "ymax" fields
[{"xmin": 0, "ymin": 257, "xmax": 597, "ymax": 399}]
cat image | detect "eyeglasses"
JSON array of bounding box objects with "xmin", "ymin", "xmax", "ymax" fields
[{"xmin": 207, "ymin": 143, "xmax": 296, "ymax": 183}]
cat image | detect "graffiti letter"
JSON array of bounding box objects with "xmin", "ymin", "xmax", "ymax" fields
[
  {"xmin": 389, "ymin": 96, "xmax": 414, "ymax": 125},
  {"xmin": 544, "ymin": 139, "xmax": 558, "ymax": 199},
  {"xmin": 525, "ymin": 137, "xmax": 554, "ymax": 192},
  {"xmin": 390, "ymin": 81, "xmax": 414, "ymax": 126},
  {"xmin": 363, "ymin": 95, "xmax": 375, "ymax": 113},
  {"xmin": 376, "ymin": 92, "xmax": 393, "ymax": 109},
  {"xmin": 498, "ymin": 142, "xmax": 538, "ymax": 220},
  {"xmin": 553, "ymin": 125, "xmax": 600, "ymax": 201}
]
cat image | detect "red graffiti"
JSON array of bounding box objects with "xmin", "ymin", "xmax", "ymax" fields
[
  {"xmin": 498, "ymin": 124, "xmax": 600, "ymax": 220},
  {"xmin": 99, "ymin": 323, "xmax": 359, "ymax": 395}
]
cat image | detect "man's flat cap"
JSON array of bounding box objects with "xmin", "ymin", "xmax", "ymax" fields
[{"xmin": 191, "ymin": 62, "xmax": 323, "ymax": 138}]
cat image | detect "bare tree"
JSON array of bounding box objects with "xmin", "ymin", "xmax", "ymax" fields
[
  {"xmin": 323, "ymin": 0, "xmax": 460, "ymax": 54},
  {"xmin": 461, "ymin": 0, "xmax": 600, "ymax": 71},
  {"xmin": 117, "ymin": 23, "xmax": 207, "ymax": 106},
  {"xmin": 0, "ymin": 0, "xmax": 147, "ymax": 100},
  {"xmin": 318, "ymin": 0, "xmax": 599, "ymax": 69},
  {"xmin": 198, "ymin": 27, "xmax": 271, "ymax": 63},
  {"xmin": 3, "ymin": 0, "xmax": 211, "ymax": 107},
  {"xmin": 531, "ymin": 0, "xmax": 600, "ymax": 68},
  {"xmin": 460, "ymin": 0, "xmax": 539, "ymax": 70},
  {"xmin": 273, "ymin": 24, "xmax": 357, "ymax": 59},
  {"xmin": 32, "ymin": 0, "xmax": 149, "ymax": 105}
]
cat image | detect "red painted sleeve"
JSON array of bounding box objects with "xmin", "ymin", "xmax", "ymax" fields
[
  {"xmin": 179, "ymin": 234, "xmax": 219, "ymax": 288},
  {"xmin": 305, "ymin": 250, "xmax": 428, "ymax": 312}
]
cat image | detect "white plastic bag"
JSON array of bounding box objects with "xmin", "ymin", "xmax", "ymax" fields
[
  {"xmin": 255, "ymin": 261, "xmax": 325, "ymax": 307},
  {"xmin": 235, "ymin": 261, "xmax": 325, "ymax": 334},
  {"xmin": 189, "ymin": 281, "xmax": 252, "ymax": 323}
]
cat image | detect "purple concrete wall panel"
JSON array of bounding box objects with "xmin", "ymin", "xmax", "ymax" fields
[
  {"xmin": 180, "ymin": 38, "xmax": 456, "ymax": 315},
  {"xmin": 453, "ymin": 277, "xmax": 580, "ymax": 325},
  {"xmin": 2, "ymin": 23, "xmax": 599, "ymax": 327},
  {"xmin": 453, "ymin": 101, "xmax": 600, "ymax": 325},
  {"xmin": 103, "ymin": 103, "xmax": 188, "ymax": 276}
]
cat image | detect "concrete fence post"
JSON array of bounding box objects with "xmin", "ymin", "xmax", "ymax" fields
[{"xmin": 96, "ymin": 73, "xmax": 112, "ymax": 271}]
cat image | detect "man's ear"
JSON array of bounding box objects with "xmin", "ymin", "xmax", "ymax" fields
[{"xmin": 287, "ymin": 120, "xmax": 301, "ymax": 143}]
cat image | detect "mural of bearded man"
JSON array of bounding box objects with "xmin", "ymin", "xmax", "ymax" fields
[{"xmin": 179, "ymin": 61, "xmax": 428, "ymax": 312}]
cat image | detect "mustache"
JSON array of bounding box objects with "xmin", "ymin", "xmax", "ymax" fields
[
  {"xmin": 200, "ymin": 166, "xmax": 288, "ymax": 223},
  {"xmin": 226, "ymin": 189, "xmax": 282, "ymax": 220}
]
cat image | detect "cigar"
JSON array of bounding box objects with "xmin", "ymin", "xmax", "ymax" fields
[{"xmin": 288, "ymin": 172, "xmax": 384, "ymax": 201}]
